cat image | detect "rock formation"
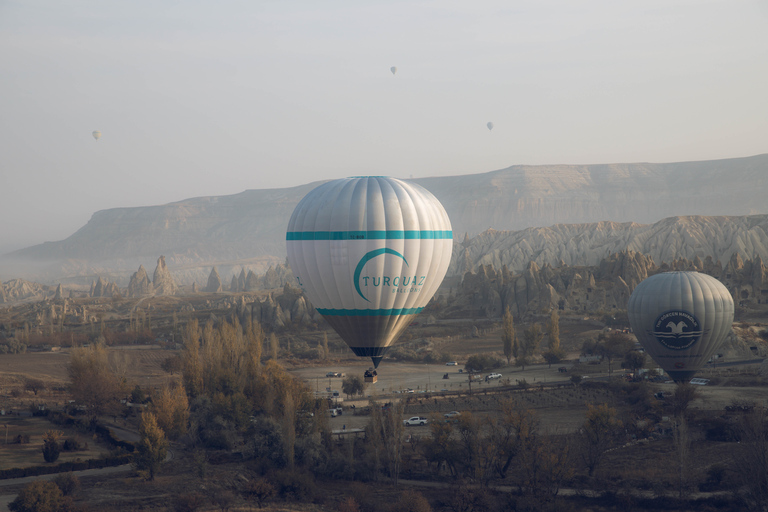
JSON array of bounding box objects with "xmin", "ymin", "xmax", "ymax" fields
[
  {"xmin": 90, "ymin": 276, "xmax": 119, "ymax": 298},
  {"xmin": 204, "ymin": 267, "xmax": 223, "ymax": 293},
  {"xmin": 225, "ymin": 264, "xmax": 294, "ymax": 294},
  {"xmin": 152, "ymin": 256, "xmax": 177, "ymax": 296},
  {"xmin": 0, "ymin": 279, "xmax": 47, "ymax": 303},
  {"xmin": 447, "ymin": 250, "xmax": 768, "ymax": 321},
  {"xmin": 127, "ymin": 265, "xmax": 152, "ymax": 297},
  {"xmin": 450, "ymin": 215, "xmax": 768, "ymax": 277},
  {"xmin": 245, "ymin": 270, "xmax": 259, "ymax": 291}
]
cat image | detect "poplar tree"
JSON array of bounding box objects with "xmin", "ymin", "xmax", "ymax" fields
[
  {"xmin": 134, "ymin": 411, "xmax": 168, "ymax": 481},
  {"xmin": 501, "ymin": 307, "xmax": 515, "ymax": 365}
]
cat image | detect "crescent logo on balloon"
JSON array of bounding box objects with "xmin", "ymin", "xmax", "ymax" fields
[{"xmin": 353, "ymin": 248, "xmax": 409, "ymax": 302}]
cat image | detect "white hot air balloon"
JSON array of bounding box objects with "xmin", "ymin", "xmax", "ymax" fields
[
  {"xmin": 627, "ymin": 271, "xmax": 734, "ymax": 382},
  {"xmin": 390, "ymin": 66, "xmax": 397, "ymax": 75},
  {"xmin": 92, "ymin": 130, "xmax": 101, "ymax": 141},
  {"xmin": 286, "ymin": 177, "xmax": 453, "ymax": 369},
  {"xmin": 486, "ymin": 122, "xmax": 493, "ymax": 131}
]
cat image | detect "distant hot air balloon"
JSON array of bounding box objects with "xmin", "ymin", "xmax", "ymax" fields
[
  {"xmin": 286, "ymin": 177, "xmax": 453, "ymax": 369},
  {"xmin": 390, "ymin": 66, "xmax": 397, "ymax": 75},
  {"xmin": 627, "ymin": 271, "xmax": 734, "ymax": 382},
  {"xmin": 486, "ymin": 122, "xmax": 494, "ymax": 131},
  {"xmin": 92, "ymin": 130, "xmax": 101, "ymax": 141}
]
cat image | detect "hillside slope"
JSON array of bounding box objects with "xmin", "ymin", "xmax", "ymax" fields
[{"xmin": 2, "ymin": 154, "xmax": 766, "ymax": 285}]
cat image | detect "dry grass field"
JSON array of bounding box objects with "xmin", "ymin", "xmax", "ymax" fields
[{"xmin": 0, "ymin": 416, "xmax": 110, "ymax": 470}]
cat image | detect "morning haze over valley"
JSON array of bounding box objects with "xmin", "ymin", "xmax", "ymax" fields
[
  {"xmin": 2, "ymin": 1, "xmax": 768, "ymax": 511},
  {"xmin": 2, "ymin": 153, "xmax": 766, "ymax": 291}
]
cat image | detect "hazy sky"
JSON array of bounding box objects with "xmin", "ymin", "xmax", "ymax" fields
[{"xmin": 1, "ymin": 1, "xmax": 766, "ymax": 254}]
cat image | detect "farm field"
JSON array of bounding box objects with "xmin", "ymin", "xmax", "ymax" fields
[{"xmin": 0, "ymin": 416, "xmax": 111, "ymax": 470}]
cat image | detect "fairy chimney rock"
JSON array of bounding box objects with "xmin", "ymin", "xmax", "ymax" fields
[
  {"xmin": 128, "ymin": 265, "xmax": 152, "ymax": 297},
  {"xmin": 152, "ymin": 256, "xmax": 177, "ymax": 296},
  {"xmin": 204, "ymin": 267, "xmax": 223, "ymax": 293}
]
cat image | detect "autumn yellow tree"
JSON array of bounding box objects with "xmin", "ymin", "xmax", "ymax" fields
[
  {"xmin": 151, "ymin": 384, "xmax": 189, "ymax": 441},
  {"xmin": 134, "ymin": 411, "xmax": 168, "ymax": 480},
  {"xmin": 8, "ymin": 480, "xmax": 64, "ymax": 512},
  {"xmin": 268, "ymin": 333, "xmax": 279, "ymax": 360},
  {"xmin": 543, "ymin": 310, "xmax": 566, "ymax": 367}
]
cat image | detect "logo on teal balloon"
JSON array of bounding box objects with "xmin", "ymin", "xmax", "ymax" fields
[{"xmin": 354, "ymin": 248, "xmax": 425, "ymax": 302}]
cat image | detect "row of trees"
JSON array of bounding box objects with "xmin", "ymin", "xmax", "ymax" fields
[
  {"xmin": 499, "ymin": 306, "xmax": 645, "ymax": 376},
  {"xmin": 54, "ymin": 311, "xmax": 768, "ymax": 510},
  {"xmin": 501, "ymin": 308, "xmax": 566, "ymax": 370}
]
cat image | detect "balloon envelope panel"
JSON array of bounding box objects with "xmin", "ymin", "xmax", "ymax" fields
[
  {"xmin": 286, "ymin": 177, "xmax": 452, "ymax": 367},
  {"xmin": 627, "ymin": 271, "xmax": 734, "ymax": 381}
]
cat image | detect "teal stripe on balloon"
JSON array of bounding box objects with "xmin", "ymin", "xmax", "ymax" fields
[
  {"xmin": 316, "ymin": 307, "xmax": 424, "ymax": 316},
  {"xmin": 286, "ymin": 230, "xmax": 452, "ymax": 241}
]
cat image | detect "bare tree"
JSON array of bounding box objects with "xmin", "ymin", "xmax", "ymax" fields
[
  {"xmin": 24, "ymin": 378, "xmax": 46, "ymax": 396},
  {"xmin": 68, "ymin": 343, "xmax": 126, "ymax": 423},
  {"xmin": 671, "ymin": 383, "xmax": 698, "ymax": 417},
  {"xmin": 673, "ymin": 416, "xmax": 692, "ymax": 499},
  {"xmin": 733, "ymin": 407, "xmax": 768, "ymax": 510},
  {"xmin": 516, "ymin": 324, "xmax": 543, "ymax": 370},
  {"xmin": 595, "ymin": 331, "xmax": 634, "ymax": 376},
  {"xmin": 579, "ymin": 403, "xmax": 622, "ymax": 477}
]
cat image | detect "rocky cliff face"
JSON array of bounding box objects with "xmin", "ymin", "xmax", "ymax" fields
[
  {"xmin": 0, "ymin": 279, "xmax": 50, "ymax": 304},
  {"xmin": 451, "ymin": 214, "xmax": 768, "ymax": 277},
  {"xmin": 448, "ymin": 250, "xmax": 768, "ymax": 321},
  {"xmin": 2, "ymin": 154, "xmax": 765, "ymax": 286}
]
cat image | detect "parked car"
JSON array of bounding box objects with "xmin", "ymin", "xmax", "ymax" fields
[
  {"xmin": 445, "ymin": 361, "xmax": 458, "ymax": 366},
  {"xmin": 403, "ymin": 416, "xmax": 428, "ymax": 426},
  {"xmin": 326, "ymin": 372, "xmax": 342, "ymax": 378},
  {"xmin": 443, "ymin": 411, "xmax": 461, "ymax": 418},
  {"xmin": 486, "ymin": 373, "xmax": 502, "ymax": 381}
]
